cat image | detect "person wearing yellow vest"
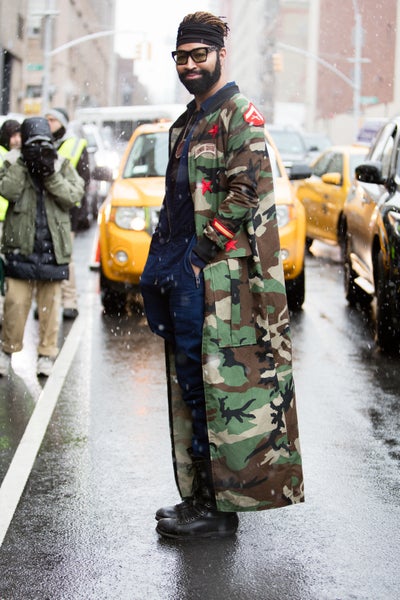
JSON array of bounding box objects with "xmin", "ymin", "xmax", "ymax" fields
[
  {"xmin": 45, "ymin": 108, "xmax": 91, "ymax": 319},
  {"xmin": 0, "ymin": 120, "xmax": 21, "ymax": 222}
]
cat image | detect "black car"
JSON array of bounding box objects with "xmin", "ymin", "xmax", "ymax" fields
[{"xmin": 342, "ymin": 115, "xmax": 400, "ymax": 352}]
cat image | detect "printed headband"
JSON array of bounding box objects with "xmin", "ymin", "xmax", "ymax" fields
[{"xmin": 176, "ymin": 23, "xmax": 225, "ymax": 48}]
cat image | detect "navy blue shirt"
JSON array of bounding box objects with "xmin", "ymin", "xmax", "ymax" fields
[{"xmin": 150, "ymin": 82, "xmax": 236, "ymax": 265}]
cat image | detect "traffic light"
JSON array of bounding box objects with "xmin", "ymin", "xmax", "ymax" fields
[
  {"xmin": 133, "ymin": 41, "xmax": 151, "ymax": 60},
  {"xmin": 133, "ymin": 42, "xmax": 142, "ymax": 60},
  {"xmin": 272, "ymin": 53, "xmax": 283, "ymax": 72}
]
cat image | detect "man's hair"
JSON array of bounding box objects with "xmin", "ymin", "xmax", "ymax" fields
[{"xmin": 180, "ymin": 12, "xmax": 229, "ymax": 41}]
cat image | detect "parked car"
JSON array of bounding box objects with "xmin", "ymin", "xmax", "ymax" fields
[
  {"xmin": 265, "ymin": 129, "xmax": 310, "ymax": 310},
  {"xmin": 355, "ymin": 117, "xmax": 388, "ymax": 148},
  {"xmin": 342, "ymin": 115, "xmax": 400, "ymax": 352},
  {"xmin": 96, "ymin": 121, "xmax": 310, "ymax": 315},
  {"xmin": 296, "ymin": 144, "xmax": 368, "ymax": 253},
  {"xmin": 267, "ymin": 125, "xmax": 310, "ymax": 175}
]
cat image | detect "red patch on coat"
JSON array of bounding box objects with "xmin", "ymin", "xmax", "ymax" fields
[
  {"xmin": 202, "ymin": 178, "xmax": 212, "ymax": 194},
  {"xmin": 225, "ymin": 239, "xmax": 238, "ymax": 251},
  {"xmin": 243, "ymin": 103, "xmax": 265, "ymax": 126},
  {"xmin": 208, "ymin": 124, "xmax": 219, "ymax": 138}
]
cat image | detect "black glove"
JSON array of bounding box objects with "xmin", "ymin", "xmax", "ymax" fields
[{"xmin": 22, "ymin": 142, "xmax": 57, "ymax": 178}]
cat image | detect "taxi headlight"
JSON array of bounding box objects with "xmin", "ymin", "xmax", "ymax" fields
[
  {"xmin": 281, "ymin": 249, "xmax": 290, "ymax": 261},
  {"xmin": 114, "ymin": 207, "xmax": 146, "ymax": 230},
  {"xmin": 276, "ymin": 205, "xmax": 290, "ymax": 229},
  {"xmin": 115, "ymin": 251, "xmax": 128, "ymax": 264}
]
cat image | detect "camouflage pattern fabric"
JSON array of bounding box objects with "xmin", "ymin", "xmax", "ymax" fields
[{"xmin": 167, "ymin": 88, "xmax": 304, "ymax": 511}]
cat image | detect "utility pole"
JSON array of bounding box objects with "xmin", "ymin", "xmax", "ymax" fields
[
  {"xmin": 40, "ymin": 27, "xmax": 146, "ymax": 112},
  {"xmin": 350, "ymin": 0, "xmax": 363, "ymax": 136},
  {"xmin": 41, "ymin": 9, "xmax": 59, "ymax": 114},
  {"xmin": 262, "ymin": 0, "xmax": 280, "ymax": 123}
]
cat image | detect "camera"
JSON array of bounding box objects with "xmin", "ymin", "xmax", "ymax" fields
[{"xmin": 40, "ymin": 145, "xmax": 57, "ymax": 160}]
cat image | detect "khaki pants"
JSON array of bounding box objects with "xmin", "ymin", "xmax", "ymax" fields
[
  {"xmin": 2, "ymin": 278, "xmax": 62, "ymax": 357},
  {"xmin": 61, "ymin": 232, "xmax": 78, "ymax": 310}
]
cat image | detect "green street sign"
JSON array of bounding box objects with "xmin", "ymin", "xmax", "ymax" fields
[
  {"xmin": 360, "ymin": 95, "xmax": 379, "ymax": 105},
  {"xmin": 27, "ymin": 63, "xmax": 44, "ymax": 71}
]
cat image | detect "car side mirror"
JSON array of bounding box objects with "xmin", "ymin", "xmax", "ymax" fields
[
  {"xmin": 91, "ymin": 165, "xmax": 114, "ymax": 182},
  {"xmin": 355, "ymin": 161, "xmax": 383, "ymax": 184},
  {"xmin": 321, "ymin": 172, "xmax": 342, "ymax": 185},
  {"xmin": 289, "ymin": 162, "xmax": 312, "ymax": 180}
]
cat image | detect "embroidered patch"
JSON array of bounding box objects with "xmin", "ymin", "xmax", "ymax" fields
[
  {"xmin": 225, "ymin": 239, "xmax": 238, "ymax": 251},
  {"xmin": 194, "ymin": 144, "xmax": 217, "ymax": 159},
  {"xmin": 243, "ymin": 103, "xmax": 265, "ymax": 126},
  {"xmin": 208, "ymin": 124, "xmax": 219, "ymax": 138},
  {"xmin": 202, "ymin": 178, "xmax": 212, "ymax": 194},
  {"xmin": 212, "ymin": 217, "xmax": 234, "ymax": 239}
]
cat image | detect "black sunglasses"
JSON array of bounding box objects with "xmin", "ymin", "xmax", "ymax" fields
[{"xmin": 171, "ymin": 46, "xmax": 218, "ymax": 66}]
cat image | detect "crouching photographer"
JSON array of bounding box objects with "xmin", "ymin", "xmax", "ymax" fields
[{"xmin": 0, "ymin": 117, "xmax": 84, "ymax": 378}]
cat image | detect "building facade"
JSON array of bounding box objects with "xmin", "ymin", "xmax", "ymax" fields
[
  {"xmin": 216, "ymin": 0, "xmax": 400, "ymax": 143},
  {"xmin": 0, "ymin": 2, "xmax": 29, "ymax": 115},
  {"xmin": 1, "ymin": 0, "xmax": 116, "ymax": 118}
]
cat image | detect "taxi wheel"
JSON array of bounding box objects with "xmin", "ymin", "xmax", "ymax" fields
[
  {"xmin": 100, "ymin": 270, "xmax": 127, "ymax": 316},
  {"xmin": 285, "ymin": 267, "xmax": 305, "ymax": 311},
  {"xmin": 375, "ymin": 250, "xmax": 400, "ymax": 353},
  {"xmin": 344, "ymin": 235, "xmax": 371, "ymax": 307}
]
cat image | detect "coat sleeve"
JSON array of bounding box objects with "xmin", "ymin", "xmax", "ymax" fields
[
  {"xmin": 192, "ymin": 106, "xmax": 274, "ymax": 264},
  {"xmin": 0, "ymin": 161, "xmax": 28, "ymax": 203},
  {"xmin": 43, "ymin": 159, "xmax": 85, "ymax": 211}
]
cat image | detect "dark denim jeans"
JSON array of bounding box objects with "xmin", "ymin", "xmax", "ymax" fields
[{"xmin": 140, "ymin": 238, "xmax": 209, "ymax": 458}]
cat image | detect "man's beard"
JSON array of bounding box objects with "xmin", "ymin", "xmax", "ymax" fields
[{"xmin": 179, "ymin": 56, "xmax": 221, "ymax": 96}]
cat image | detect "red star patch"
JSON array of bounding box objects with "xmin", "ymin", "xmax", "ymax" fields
[
  {"xmin": 208, "ymin": 124, "xmax": 219, "ymax": 138},
  {"xmin": 225, "ymin": 239, "xmax": 237, "ymax": 251},
  {"xmin": 202, "ymin": 178, "xmax": 212, "ymax": 194}
]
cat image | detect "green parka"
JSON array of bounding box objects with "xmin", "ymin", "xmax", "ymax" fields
[
  {"xmin": 167, "ymin": 85, "xmax": 304, "ymax": 512},
  {"xmin": 0, "ymin": 153, "xmax": 84, "ymax": 264}
]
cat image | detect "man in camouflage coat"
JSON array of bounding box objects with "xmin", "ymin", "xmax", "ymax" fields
[{"xmin": 140, "ymin": 11, "xmax": 304, "ymax": 540}]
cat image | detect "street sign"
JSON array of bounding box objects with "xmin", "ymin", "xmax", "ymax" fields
[
  {"xmin": 360, "ymin": 95, "xmax": 379, "ymax": 105},
  {"xmin": 27, "ymin": 63, "xmax": 44, "ymax": 71}
]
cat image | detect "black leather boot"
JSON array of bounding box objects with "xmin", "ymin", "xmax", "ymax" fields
[
  {"xmin": 155, "ymin": 498, "xmax": 192, "ymax": 521},
  {"xmin": 156, "ymin": 457, "xmax": 239, "ymax": 539},
  {"xmin": 155, "ymin": 448, "xmax": 195, "ymax": 520}
]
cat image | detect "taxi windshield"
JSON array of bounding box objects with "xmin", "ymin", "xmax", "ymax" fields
[{"xmin": 123, "ymin": 131, "xmax": 168, "ymax": 178}]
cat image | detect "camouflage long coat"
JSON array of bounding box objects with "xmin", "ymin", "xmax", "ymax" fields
[{"xmin": 167, "ymin": 85, "xmax": 304, "ymax": 512}]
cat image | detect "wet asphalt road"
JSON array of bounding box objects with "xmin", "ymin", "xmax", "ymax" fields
[{"xmin": 0, "ymin": 227, "xmax": 400, "ymax": 600}]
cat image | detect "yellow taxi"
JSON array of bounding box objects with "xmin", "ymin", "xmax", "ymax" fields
[
  {"xmin": 97, "ymin": 121, "xmax": 310, "ymax": 314},
  {"xmin": 295, "ymin": 144, "xmax": 368, "ymax": 253},
  {"xmin": 97, "ymin": 121, "xmax": 168, "ymax": 313},
  {"xmin": 265, "ymin": 128, "xmax": 309, "ymax": 310}
]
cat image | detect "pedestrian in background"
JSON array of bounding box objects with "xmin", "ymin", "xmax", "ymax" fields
[
  {"xmin": 45, "ymin": 107, "xmax": 90, "ymax": 319},
  {"xmin": 0, "ymin": 119, "xmax": 21, "ymax": 221},
  {"xmin": 0, "ymin": 120, "xmax": 21, "ymax": 321},
  {"xmin": 0, "ymin": 117, "xmax": 84, "ymax": 377},
  {"xmin": 140, "ymin": 11, "xmax": 304, "ymax": 540},
  {"xmin": 0, "ymin": 119, "xmax": 21, "ymax": 154}
]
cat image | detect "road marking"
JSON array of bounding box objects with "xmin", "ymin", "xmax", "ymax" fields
[{"xmin": 0, "ymin": 312, "xmax": 84, "ymax": 548}]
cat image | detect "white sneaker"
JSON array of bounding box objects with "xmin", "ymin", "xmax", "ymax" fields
[
  {"xmin": 37, "ymin": 355, "xmax": 54, "ymax": 377},
  {"xmin": 0, "ymin": 350, "xmax": 11, "ymax": 377}
]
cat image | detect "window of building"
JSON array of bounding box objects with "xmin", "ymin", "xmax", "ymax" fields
[
  {"xmin": 17, "ymin": 14, "xmax": 24, "ymax": 39},
  {"xmin": 26, "ymin": 85, "xmax": 43, "ymax": 98}
]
